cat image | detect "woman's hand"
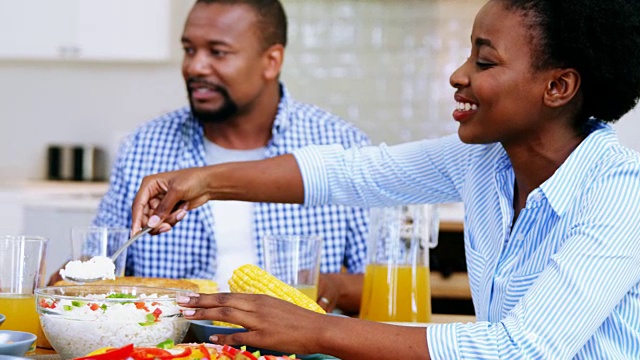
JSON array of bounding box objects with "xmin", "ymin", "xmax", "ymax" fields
[
  {"xmin": 131, "ymin": 155, "xmax": 305, "ymax": 235},
  {"xmin": 132, "ymin": 167, "xmax": 215, "ymax": 234},
  {"xmin": 178, "ymin": 293, "xmax": 330, "ymax": 355},
  {"xmin": 178, "ymin": 292, "xmax": 431, "ymax": 360}
]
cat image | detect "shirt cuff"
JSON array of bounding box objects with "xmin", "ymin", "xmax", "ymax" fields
[
  {"xmin": 292, "ymin": 145, "xmax": 333, "ymax": 206},
  {"xmin": 427, "ymin": 323, "xmax": 460, "ymax": 360}
]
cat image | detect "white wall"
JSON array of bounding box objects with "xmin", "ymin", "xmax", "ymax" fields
[
  {"xmin": 0, "ymin": 1, "xmax": 193, "ymax": 181},
  {"xmin": 614, "ymin": 108, "xmax": 640, "ymax": 151},
  {"xmin": 4, "ymin": 0, "xmax": 636, "ymax": 182}
]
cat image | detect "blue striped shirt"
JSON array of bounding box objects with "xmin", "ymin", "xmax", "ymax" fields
[
  {"xmin": 294, "ymin": 122, "xmax": 640, "ymax": 359},
  {"xmin": 93, "ymin": 85, "xmax": 371, "ymax": 279}
]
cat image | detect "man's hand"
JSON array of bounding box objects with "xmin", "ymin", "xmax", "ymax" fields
[
  {"xmin": 317, "ymin": 273, "xmax": 364, "ymax": 315},
  {"xmin": 47, "ymin": 263, "xmax": 67, "ymax": 286}
]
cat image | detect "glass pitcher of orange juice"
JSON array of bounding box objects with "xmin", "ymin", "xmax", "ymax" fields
[{"xmin": 359, "ymin": 204, "xmax": 438, "ymax": 323}]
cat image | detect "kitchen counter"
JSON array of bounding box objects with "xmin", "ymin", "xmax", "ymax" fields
[
  {"xmin": 21, "ymin": 180, "xmax": 108, "ymax": 211},
  {"xmin": 431, "ymin": 272, "xmax": 471, "ymax": 300},
  {"xmin": 439, "ymin": 202, "xmax": 464, "ymax": 232}
]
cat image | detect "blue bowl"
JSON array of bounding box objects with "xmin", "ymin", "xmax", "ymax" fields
[
  {"xmin": 0, "ymin": 330, "xmax": 37, "ymax": 357},
  {"xmin": 0, "ymin": 315, "xmax": 5, "ymax": 327}
]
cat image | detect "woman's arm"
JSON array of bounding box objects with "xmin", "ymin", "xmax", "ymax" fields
[{"xmin": 131, "ymin": 154, "xmax": 303, "ymax": 233}]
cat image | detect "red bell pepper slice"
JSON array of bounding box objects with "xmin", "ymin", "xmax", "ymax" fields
[
  {"xmin": 130, "ymin": 346, "xmax": 193, "ymax": 359},
  {"xmin": 74, "ymin": 343, "xmax": 134, "ymax": 360},
  {"xmin": 199, "ymin": 344, "xmax": 212, "ymax": 360},
  {"xmin": 164, "ymin": 346, "xmax": 192, "ymax": 359},
  {"xmin": 130, "ymin": 347, "xmax": 173, "ymax": 359},
  {"xmin": 222, "ymin": 344, "xmax": 239, "ymax": 356}
]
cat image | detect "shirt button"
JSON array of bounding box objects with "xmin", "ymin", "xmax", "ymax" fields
[
  {"xmin": 515, "ymin": 234, "xmax": 525, "ymax": 241},
  {"xmin": 526, "ymin": 333, "xmax": 538, "ymax": 342}
]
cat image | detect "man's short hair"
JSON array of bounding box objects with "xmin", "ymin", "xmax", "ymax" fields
[{"xmin": 196, "ymin": 0, "xmax": 287, "ymax": 49}]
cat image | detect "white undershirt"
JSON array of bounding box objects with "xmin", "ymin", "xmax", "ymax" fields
[{"xmin": 203, "ymin": 138, "xmax": 265, "ymax": 291}]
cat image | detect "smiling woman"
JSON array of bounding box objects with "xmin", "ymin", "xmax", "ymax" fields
[{"xmin": 131, "ymin": 0, "xmax": 640, "ymax": 359}]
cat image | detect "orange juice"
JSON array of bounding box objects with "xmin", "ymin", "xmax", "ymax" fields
[
  {"xmin": 295, "ymin": 284, "xmax": 318, "ymax": 301},
  {"xmin": 0, "ymin": 294, "xmax": 40, "ymax": 334},
  {"xmin": 359, "ymin": 264, "xmax": 431, "ymax": 323}
]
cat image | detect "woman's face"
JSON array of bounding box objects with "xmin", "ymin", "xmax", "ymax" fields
[{"xmin": 450, "ymin": 0, "xmax": 554, "ymax": 146}]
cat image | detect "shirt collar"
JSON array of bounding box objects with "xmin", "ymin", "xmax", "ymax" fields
[
  {"xmin": 272, "ymin": 83, "xmax": 293, "ymax": 136},
  {"xmin": 540, "ymin": 121, "xmax": 616, "ymax": 215}
]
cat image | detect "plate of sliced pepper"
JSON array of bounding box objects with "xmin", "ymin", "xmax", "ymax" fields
[{"xmin": 73, "ymin": 339, "xmax": 298, "ymax": 360}]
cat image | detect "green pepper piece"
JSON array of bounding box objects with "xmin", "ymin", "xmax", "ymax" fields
[{"xmin": 156, "ymin": 339, "xmax": 174, "ymax": 349}]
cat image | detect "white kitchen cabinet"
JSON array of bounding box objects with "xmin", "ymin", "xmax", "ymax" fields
[
  {"xmin": 0, "ymin": 0, "xmax": 171, "ymax": 61},
  {"xmin": 0, "ymin": 189, "xmax": 25, "ymax": 236},
  {"xmin": 7, "ymin": 181, "xmax": 109, "ymax": 281}
]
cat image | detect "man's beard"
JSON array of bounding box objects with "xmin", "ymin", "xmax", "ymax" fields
[{"xmin": 186, "ymin": 78, "xmax": 239, "ymax": 124}]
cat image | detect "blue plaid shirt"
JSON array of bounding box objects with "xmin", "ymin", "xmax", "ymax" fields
[{"xmin": 93, "ymin": 85, "xmax": 371, "ymax": 279}]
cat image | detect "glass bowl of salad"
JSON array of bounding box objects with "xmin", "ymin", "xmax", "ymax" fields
[{"xmin": 35, "ymin": 285, "xmax": 191, "ymax": 360}]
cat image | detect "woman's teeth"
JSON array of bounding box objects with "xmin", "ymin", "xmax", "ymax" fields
[{"xmin": 456, "ymin": 102, "xmax": 478, "ymax": 111}]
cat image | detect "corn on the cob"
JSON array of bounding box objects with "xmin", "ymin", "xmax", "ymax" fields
[
  {"xmin": 229, "ymin": 264, "xmax": 326, "ymax": 314},
  {"xmin": 213, "ymin": 320, "xmax": 243, "ymax": 328}
]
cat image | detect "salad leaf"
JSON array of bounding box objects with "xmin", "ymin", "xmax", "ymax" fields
[{"xmin": 106, "ymin": 293, "xmax": 137, "ymax": 299}]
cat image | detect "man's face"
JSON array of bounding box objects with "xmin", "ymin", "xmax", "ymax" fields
[{"xmin": 181, "ymin": 3, "xmax": 268, "ymax": 123}]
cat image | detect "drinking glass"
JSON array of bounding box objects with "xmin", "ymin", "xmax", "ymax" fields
[
  {"xmin": 71, "ymin": 226, "xmax": 129, "ymax": 278},
  {"xmin": 359, "ymin": 204, "xmax": 439, "ymax": 323},
  {"xmin": 262, "ymin": 235, "xmax": 323, "ymax": 301},
  {"xmin": 0, "ymin": 235, "xmax": 48, "ymax": 338}
]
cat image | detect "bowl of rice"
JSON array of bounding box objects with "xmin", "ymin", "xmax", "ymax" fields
[{"xmin": 35, "ymin": 285, "xmax": 191, "ymax": 360}]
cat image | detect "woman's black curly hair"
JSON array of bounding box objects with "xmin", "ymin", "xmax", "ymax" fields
[{"xmin": 501, "ymin": 0, "xmax": 640, "ymax": 124}]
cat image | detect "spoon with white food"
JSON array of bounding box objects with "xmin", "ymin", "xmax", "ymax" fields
[{"xmin": 60, "ymin": 227, "xmax": 152, "ymax": 284}]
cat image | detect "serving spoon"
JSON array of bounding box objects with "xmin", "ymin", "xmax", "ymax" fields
[{"xmin": 61, "ymin": 227, "xmax": 152, "ymax": 284}]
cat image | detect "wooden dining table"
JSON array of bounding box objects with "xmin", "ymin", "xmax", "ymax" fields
[{"xmin": 29, "ymin": 313, "xmax": 476, "ymax": 359}]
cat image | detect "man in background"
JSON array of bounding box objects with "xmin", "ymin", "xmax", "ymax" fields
[{"xmin": 82, "ymin": 0, "xmax": 368, "ymax": 312}]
